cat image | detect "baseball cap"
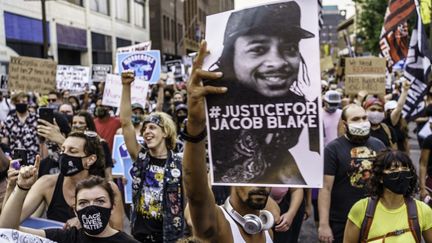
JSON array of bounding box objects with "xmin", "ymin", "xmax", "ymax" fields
[
  {"xmin": 323, "ymin": 90, "xmax": 341, "ymax": 104},
  {"xmin": 131, "ymin": 103, "xmax": 144, "ymax": 112},
  {"xmin": 223, "ymin": 1, "xmax": 314, "ymax": 45},
  {"xmin": 384, "ymin": 100, "xmax": 397, "ymax": 112},
  {"xmin": 175, "ymin": 104, "xmax": 187, "ymax": 112}
]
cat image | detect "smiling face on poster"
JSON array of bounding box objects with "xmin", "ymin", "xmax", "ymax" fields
[{"xmin": 203, "ymin": 0, "xmax": 323, "ymax": 187}]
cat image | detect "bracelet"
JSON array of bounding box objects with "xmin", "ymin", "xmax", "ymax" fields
[
  {"xmin": 17, "ymin": 184, "xmax": 30, "ymax": 191},
  {"xmin": 181, "ymin": 128, "xmax": 207, "ymax": 143}
]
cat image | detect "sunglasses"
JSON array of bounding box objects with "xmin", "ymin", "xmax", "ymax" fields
[{"xmin": 47, "ymin": 99, "xmax": 57, "ymax": 102}]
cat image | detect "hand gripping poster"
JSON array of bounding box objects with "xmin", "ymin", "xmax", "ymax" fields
[{"xmin": 203, "ymin": 0, "xmax": 323, "ymax": 187}]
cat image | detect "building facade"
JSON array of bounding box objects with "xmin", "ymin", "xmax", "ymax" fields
[
  {"xmin": 320, "ymin": 5, "xmax": 345, "ymax": 57},
  {"xmin": 0, "ymin": 0, "xmax": 150, "ymax": 66},
  {"xmin": 149, "ymin": 0, "xmax": 234, "ymax": 61}
]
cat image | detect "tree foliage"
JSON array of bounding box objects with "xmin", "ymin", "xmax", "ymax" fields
[{"xmin": 354, "ymin": 0, "xmax": 388, "ymax": 55}]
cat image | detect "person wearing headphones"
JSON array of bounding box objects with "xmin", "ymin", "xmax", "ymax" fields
[{"xmin": 182, "ymin": 40, "xmax": 279, "ymax": 242}]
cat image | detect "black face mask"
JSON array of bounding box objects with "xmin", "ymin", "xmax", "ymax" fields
[
  {"xmin": 59, "ymin": 153, "xmax": 85, "ymax": 176},
  {"xmin": 77, "ymin": 205, "xmax": 111, "ymax": 235},
  {"xmin": 383, "ymin": 171, "xmax": 412, "ymax": 195},
  {"xmin": 177, "ymin": 115, "xmax": 187, "ymax": 124},
  {"xmin": 173, "ymin": 101, "xmax": 183, "ymax": 107},
  {"xmin": 15, "ymin": 103, "xmax": 28, "ymax": 114}
]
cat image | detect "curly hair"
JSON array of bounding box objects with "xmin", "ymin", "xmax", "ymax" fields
[
  {"xmin": 67, "ymin": 131, "xmax": 106, "ymax": 178},
  {"xmin": 368, "ymin": 149, "xmax": 418, "ymax": 198}
]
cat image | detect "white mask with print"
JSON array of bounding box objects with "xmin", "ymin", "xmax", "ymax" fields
[{"xmin": 347, "ymin": 121, "xmax": 371, "ymax": 136}]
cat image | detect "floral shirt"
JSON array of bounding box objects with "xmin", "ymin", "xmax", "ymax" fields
[{"xmin": 0, "ymin": 112, "xmax": 39, "ymax": 164}]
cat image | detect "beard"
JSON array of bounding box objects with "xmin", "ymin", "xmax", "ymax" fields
[{"xmin": 245, "ymin": 189, "xmax": 270, "ymax": 210}]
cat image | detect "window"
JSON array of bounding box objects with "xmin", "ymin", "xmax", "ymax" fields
[
  {"xmin": 65, "ymin": 0, "xmax": 83, "ymax": 6},
  {"xmin": 177, "ymin": 23, "xmax": 183, "ymax": 42},
  {"xmin": 91, "ymin": 0, "xmax": 110, "ymax": 16},
  {"xmin": 116, "ymin": 0, "xmax": 129, "ymax": 22},
  {"xmin": 171, "ymin": 19, "xmax": 175, "ymax": 41},
  {"xmin": 91, "ymin": 32, "xmax": 112, "ymax": 64},
  {"xmin": 134, "ymin": 0, "xmax": 146, "ymax": 28},
  {"xmin": 163, "ymin": 16, "xmax": 169, "ymax": 40}
]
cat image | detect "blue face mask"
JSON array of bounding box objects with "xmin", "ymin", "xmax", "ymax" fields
[{"xmin": 131, "ymin": 114, "xmax": 142, "ymax": 125}]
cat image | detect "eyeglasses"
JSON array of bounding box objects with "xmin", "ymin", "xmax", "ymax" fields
[{"xmin": 47, "ymin": 99, "xmax": 57, "ymax": 102}]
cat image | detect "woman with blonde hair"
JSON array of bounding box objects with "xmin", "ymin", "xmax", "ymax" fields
[{"xmin": 120, "ymin": 70, "xmax": 184, "ymax": 242}]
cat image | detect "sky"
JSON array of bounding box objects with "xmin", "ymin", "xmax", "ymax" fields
[{"xmin": 234, "ymin": 0, "xmax": 356, "ymax": 18}]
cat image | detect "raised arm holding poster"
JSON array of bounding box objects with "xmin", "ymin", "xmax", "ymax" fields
[{"xmin": 203, "ymin": 0, "xmax": 323, "ymax": 187}]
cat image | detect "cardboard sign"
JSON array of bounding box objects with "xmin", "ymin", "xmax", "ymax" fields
[
  {"xmin": 345, "ymin": 57, "xmax": 386, "ymax": 75},
  {"xmin": 345, "ymin": 57, "xmax": 386, "ymax": 95},
  {"xmin": 345, "ymin": 75, "xmax": 386, "ymax": 95},
  {"xmin": 102, "ymin": 74, "xmax": 149, "ymax": 108},
  {"xmin": 8, "ymin": 56, "xmax": 57, "ymax": 93},
  {"xmin": 112, "ymin": 135, "xmax": 144, "ymax": 204},
  {"xmin": 320, "ymin": 56, "xmax": 334, "ymax": 71},
  {"xmin": 56, "ymin": 65, "xmax": 91, "ymax": 92},
  {"xmin": 92, "ymin": 64, "xmax": 112, "ymax": 82},
  {"xmin": 116, "ymin": 51, "xmax": 161, "ymax": 84}
]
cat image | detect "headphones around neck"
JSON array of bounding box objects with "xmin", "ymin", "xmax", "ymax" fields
[{"xmin": 223, "ymin": 197, "xmax": 274, "ymax": 235}]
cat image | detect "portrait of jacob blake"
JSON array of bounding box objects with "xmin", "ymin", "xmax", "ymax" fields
[{"xmin": 206, "ymin": 1, "xmax": 321, "ymax": 185}]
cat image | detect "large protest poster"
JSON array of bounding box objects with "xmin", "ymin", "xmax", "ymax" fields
[
  {"xmin": 92, "ymin": 64, "xmax": 112, "ymax": 82},
  {"xmin": 8, "ymin": 56, "xmax": 57, "ymax": 93},
  {"xmin": 56, "ymin": 65, "xmax": 91, "ymax": 92},
  {"xmin": 112, "ymin": 135, "xmax": 144, "ymax": 204},
  {"xmin": 102, "ymin": 74, "xmax": 149, "ymax": 108},
  {"xmin": 203, "ymin": 0, "xmax": 323, "ymax": 187},
  {"xmin": 116, "ymin": 51, "xmax": 161, "ymax": 84},
  {"xmin": 345, "ymin": 57, "xmax": 386, "ymax": 95}
]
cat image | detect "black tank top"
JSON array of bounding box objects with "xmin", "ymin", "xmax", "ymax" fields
[{"xmin": 46, "ymin": 174, "xmax": 75, "ymax": 222}]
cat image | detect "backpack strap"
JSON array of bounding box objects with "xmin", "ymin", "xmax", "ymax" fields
[
  {"xmin": 359, "ymin": 197, "xmax": 379, "ymax": 243},
  {"xmin": 405, "ymin": 197, "xmax": 421, "ymax": 243},
  {"xmin": 380, "ymin": 123, "xmax": 396, "ymax": 148}
]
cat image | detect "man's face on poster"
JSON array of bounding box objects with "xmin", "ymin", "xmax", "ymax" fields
[{"xmin": 233, "ymin": 34, "xmax": 300, "ymax": 98}]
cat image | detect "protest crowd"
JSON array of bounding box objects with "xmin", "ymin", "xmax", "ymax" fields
[{"xmin": 1, "ymin": 0, "xmax": 432, "ymax": 243}]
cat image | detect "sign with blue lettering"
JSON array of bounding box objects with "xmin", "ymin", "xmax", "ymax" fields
[
  {"xmin": 117, "ymin": 51, "xmax": 161, "ymax": 84},
  {"xmin": 112, "ymin": 135, "xmax": 144, "ymax": 204}
]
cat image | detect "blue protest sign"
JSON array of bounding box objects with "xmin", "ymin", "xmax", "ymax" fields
[
  {"xmin": 117, "ymin": 51, "xmax": 161, "ymax": 84},
  {"xmin": 112, "ymin": 135, "xmax": 144, "ymax": 204}
]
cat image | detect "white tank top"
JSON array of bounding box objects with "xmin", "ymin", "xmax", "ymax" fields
[{"xmin": 219, "ymin": 206, "xmax": 273, "ymax": 243}]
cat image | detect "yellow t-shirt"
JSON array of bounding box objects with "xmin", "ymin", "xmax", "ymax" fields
[{"xmin": 348, "ymin": 198, "xmax": 432, "ymax": 242}]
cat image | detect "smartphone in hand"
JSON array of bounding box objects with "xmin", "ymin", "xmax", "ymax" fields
[{"xmin": 38, "ymin": 107, "xmax": 54, "ymax": 124}]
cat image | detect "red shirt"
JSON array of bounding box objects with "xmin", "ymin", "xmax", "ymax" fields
[{"xmin": 94, "ymin": 117, "xmax": 121, "ymax": 152}]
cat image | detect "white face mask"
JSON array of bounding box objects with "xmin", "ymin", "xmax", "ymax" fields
[
  {"xmin": 347, "ymin": 121, "xmax": 371, "ymax": 136},
  {"xmin": 367, "ymin": 111, "xmax": 385, "ymax": 124}
]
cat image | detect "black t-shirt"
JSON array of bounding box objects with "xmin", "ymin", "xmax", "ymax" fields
[
  {"xmin": 45, "ymin": 227, "xmax": 139, "ymax": 243},
  {"xmin": 370, "ymin": 123, "xmax": 396, "ymax": 148},
  {"xmin": 0, "ymin": 143, "xmax": 11, "ymax": 181},
  {"xmin": 421, "ymin": 134, "xmax": 432, "ymax": 176},
  {"xmin": 324, "ymin": 136, "xmax": 385, "ymax": 223},
  {"xmin": 132, "ymin": 155, "xmax": 166, "ymax": 241},
  {"xmin": 383, "ymin": 117, "xmax": 407, "ymax": 151}
]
